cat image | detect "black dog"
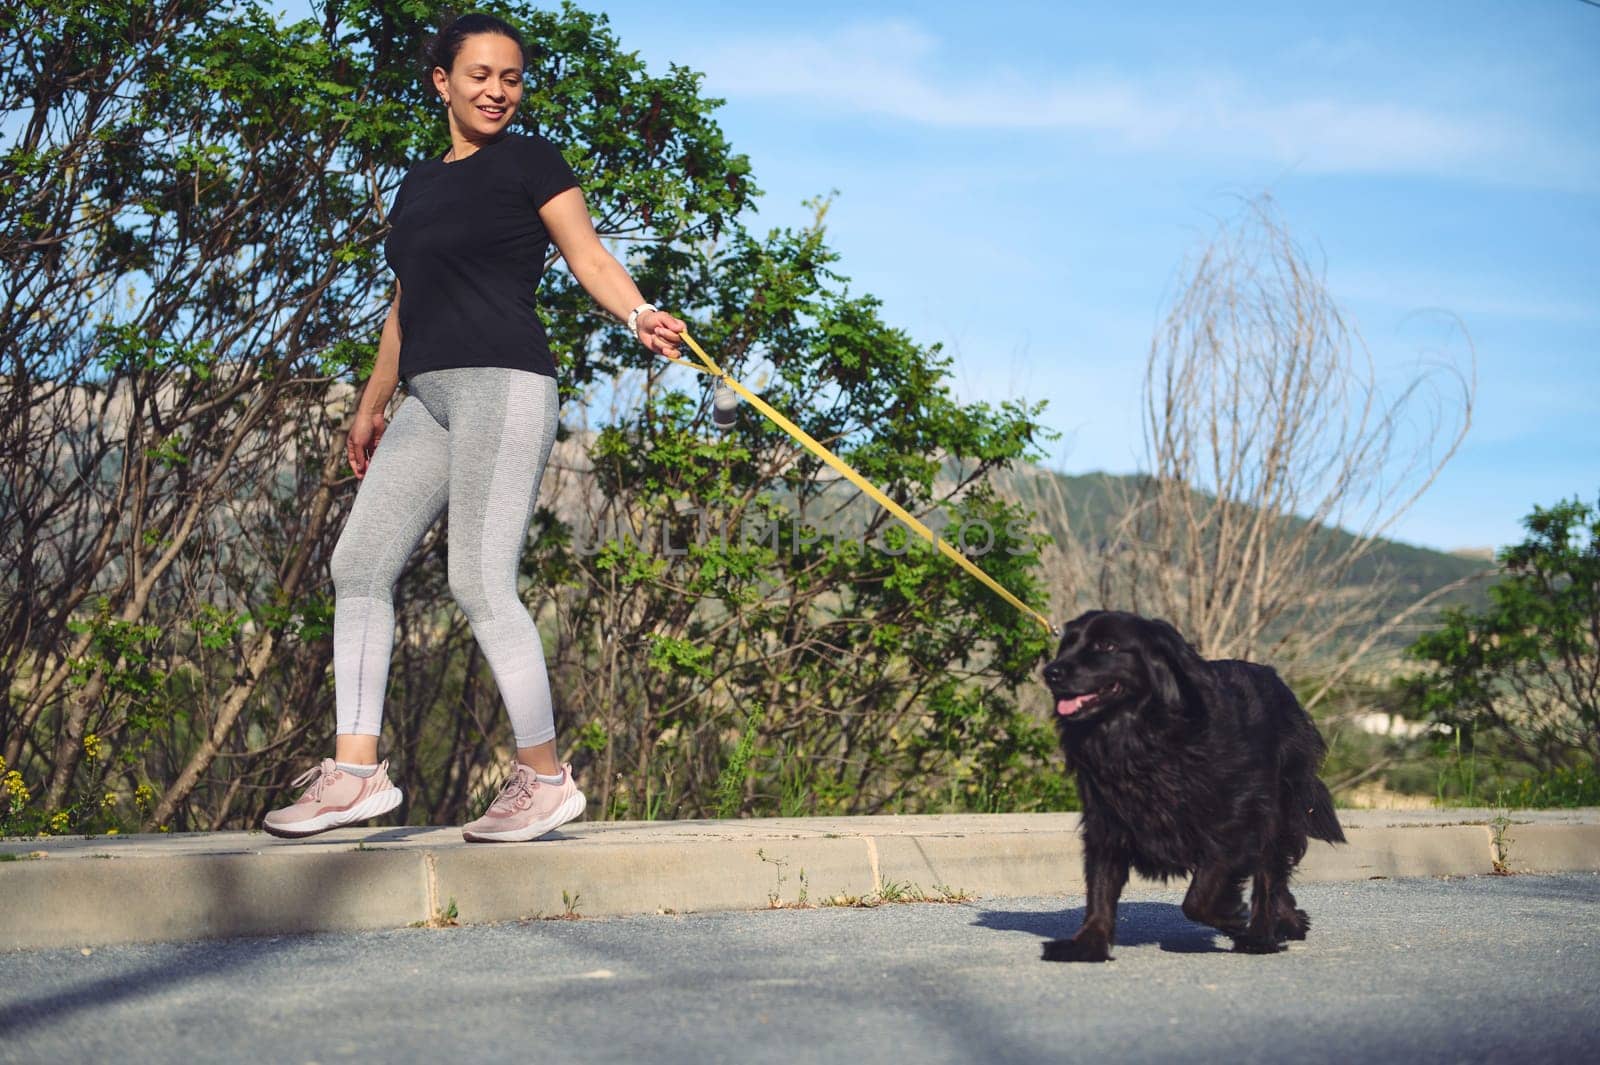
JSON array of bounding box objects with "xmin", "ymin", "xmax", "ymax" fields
[{"xmin": 1040, "ymin": 610, "xmax": 1344, "ymax": 961}]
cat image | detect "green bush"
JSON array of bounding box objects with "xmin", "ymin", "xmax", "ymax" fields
[
  {"xmin": 1405, "ymin": 494, "xmax": 1599, "ymax": 774},
  {"xmin": 1501, "ymin": 765, "xmax": 1600, "ymax": 809}
]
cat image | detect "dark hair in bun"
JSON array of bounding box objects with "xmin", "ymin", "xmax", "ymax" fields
[{"xmin": 426, "ymin": 12, "xmax": 526, "ymax": 74}]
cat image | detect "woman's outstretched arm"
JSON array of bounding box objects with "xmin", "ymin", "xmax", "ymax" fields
[{"xmin": 540, "ymin": 187, "xmax": 686, "ymax": 359}]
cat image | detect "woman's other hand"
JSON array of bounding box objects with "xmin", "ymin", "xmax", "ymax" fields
[
  {"xmin": 635, "ymin": 308, "xmax": 687, "ymax": 361},
  {"xmin": 347, "ymin": 409, "xmax": 387, "ymax": 479}
]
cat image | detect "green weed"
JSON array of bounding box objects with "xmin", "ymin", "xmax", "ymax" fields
[
  {"xmin": 756, "ymin": 847, "xmax": 811, "ymax": 909},
  {"xmin": 714, "ymin": 706, "xmax": 764, "ymax": 819},
  {"xmin": 1489, "ymin": 806, "xmax": 1514, "ymax": 875},
  {"xmin": 821, "ymin": 881, "xmax": 974, "ymax": 908},
  {"xmin": 411, "ymin": 897, "xmax": 459, "ymax": 928}
]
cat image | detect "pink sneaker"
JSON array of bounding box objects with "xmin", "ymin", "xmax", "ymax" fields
[
  {"xmin": 462, "ymin": 763, "xmax": 586, "ymax": 843},
  {"xmin": 262, "ymin": 758, "xmax": 403, "ymax": 838}
]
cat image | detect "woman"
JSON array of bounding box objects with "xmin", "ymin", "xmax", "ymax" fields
[{"xmin": 263, "ymin": 13, "xmax": 685, "ymax": 842}]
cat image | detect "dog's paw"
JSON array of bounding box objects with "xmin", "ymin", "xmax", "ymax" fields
[
  {"xmin": 1276, "ymin": 909, "xmax": 1310, "ymax": 941},
  {"xmin": 1042, "ymin": 936, "xmax": 1113, "ymax": 963},
  {"xmin": 1231, "ymin": 934, "xmax": 1284, "ymax": 955}
]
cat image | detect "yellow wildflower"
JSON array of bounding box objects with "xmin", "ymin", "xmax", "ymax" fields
[
  {"xmin": 101, "ymin": 791, "xmax": 118, "ymax": 811},
  {"xmin": 83, "ymin": 733, "xmax": 103, "ymax": 761}
]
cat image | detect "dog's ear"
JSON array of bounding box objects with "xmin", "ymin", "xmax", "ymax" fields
[
  {"xmin": 1144, "ymin": 643, "xmax": 1182, "ymax": 707},
  {"xmin": 1142, "ymin": 617, "xmax": 1201, "ymax": 709}
]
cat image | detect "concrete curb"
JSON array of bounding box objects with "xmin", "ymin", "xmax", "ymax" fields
[{"xmin": 3, "ymin": 809, "xmax": 1597, "ymax": 952}]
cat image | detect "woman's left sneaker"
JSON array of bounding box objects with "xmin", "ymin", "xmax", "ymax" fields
[{"xmin": 462, "ymin": 763, "xmax": 586, "ymax": 843}]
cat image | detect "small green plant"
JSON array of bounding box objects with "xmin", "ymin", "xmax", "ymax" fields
[
  {"xmin": 821, "ymin": 880, "xmax": 976, "ymax": 908},
  {"xmin": 931, "ymin": 883, "xmax": 974, "ymax": 903},
  {"xmin": 519, "ymin": 893, "xmax": 586, "ymax": 923},
  {"xmin": 412, "ymin": 897, "xmax": 460, "ymax": 928},
  {"xmin": 643, "ymin": 775, "xmax": 671, "ymax": 822},
  {"xmin": 1489, "ymin": 806, "xmax": 1514, "ymax": 875},
  {"xmin": 1435, "ymin": 731, "xmax": 1481, "ymax": 806},
  {"xmin": 877, "ymin": 879, "xmax": 912, "ymax": 904},
  {"xmin": 757, "ymin": 847, "xmax": 786, "ymax": 907},
  {"xmin": 778, "ymin": 759, "xmax": 813, "ymax": 818},
  {"xmin": 756, "ymin": 847, "xmax": 812, "ymax": 909}
]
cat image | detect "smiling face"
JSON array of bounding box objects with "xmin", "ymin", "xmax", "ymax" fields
[
  {"xmin": 431, "ymin": 32, "xmax": 524, "ymax": 147},
  {"xmin": 1041, "ymin": 611, "xmax": 1146, "ymax": 724}
]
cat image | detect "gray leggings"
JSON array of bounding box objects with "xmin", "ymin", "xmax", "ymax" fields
[{"xmin": 329, "ymin": 367, "xmax": 559, "ymax": 748}]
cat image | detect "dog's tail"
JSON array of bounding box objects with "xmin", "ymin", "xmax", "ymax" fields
[{"xmin": 1293, "ymin": 775, "xmax": 1346, "ymax": 844}]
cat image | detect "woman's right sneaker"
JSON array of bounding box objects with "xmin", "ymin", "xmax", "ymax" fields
[
  {"xmin": 262, "ymin": 758, "xmax": 403, "ymax": 838},
  {"xmin": 461, "ymin": 763, "xmax": 586, "ymax": 842}
]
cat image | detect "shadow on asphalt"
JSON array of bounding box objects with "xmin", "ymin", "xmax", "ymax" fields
[
  {"xmin": 0, "ymin": 937, "xmax": 292, "ymax": 1035},
  {"xmin": 973, "ymin": 901, "xmax": 1224, "ymax": 954}
]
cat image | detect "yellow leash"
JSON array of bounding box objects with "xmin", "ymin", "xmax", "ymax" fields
[{"xmin": 672, "ymin": 330, "xmax": 1056, "ymax": 637}]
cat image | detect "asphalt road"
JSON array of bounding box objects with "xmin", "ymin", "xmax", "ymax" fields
[{"xmin": 3, "ymin": 874, "xmax": 1597, "ymax": 1065}]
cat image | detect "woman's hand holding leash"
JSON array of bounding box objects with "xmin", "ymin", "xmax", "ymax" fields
[{"xmin": 634, "ymin": 307, "xmax": 687, "ymax": 360}]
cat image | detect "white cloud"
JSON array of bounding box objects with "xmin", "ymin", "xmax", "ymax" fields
[{"xmin": 694, "ymin": 19, "xmax": 1590, "ymax": 186}]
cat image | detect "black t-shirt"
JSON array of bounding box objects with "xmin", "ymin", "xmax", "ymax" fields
[{"xmin": 384, "ymin": 132, "xmax": 580, "ymax": 381}]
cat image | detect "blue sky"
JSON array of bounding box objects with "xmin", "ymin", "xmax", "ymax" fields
[
  {"xmin": 297, "ymin": 1, "xmax": 1600, "ymax": 552},
  {"xmin": 587, "ymin": 0, "xmax": 1600, "ymax": 554}
]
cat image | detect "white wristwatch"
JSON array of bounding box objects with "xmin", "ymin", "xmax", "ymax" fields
[{"xmin": 627, "ymin": 302, "xmax": 657, "ymax": 336}]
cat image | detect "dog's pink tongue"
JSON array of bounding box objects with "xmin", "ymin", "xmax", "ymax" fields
[{"xmin": 1057, "ymin": 694, "xmax": 1094, "ymax": 716}]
